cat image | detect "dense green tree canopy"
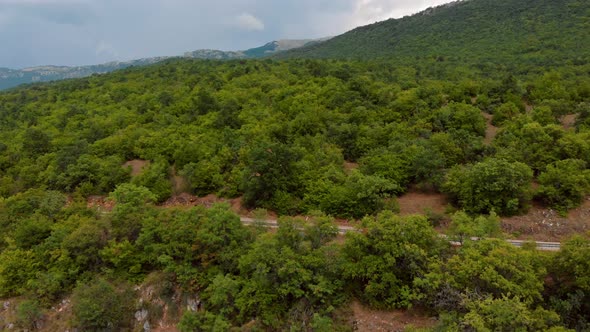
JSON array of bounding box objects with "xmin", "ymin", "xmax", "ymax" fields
[{"xmin": 0, "ymin": 3, "xmax": 589, "ymax": 327}]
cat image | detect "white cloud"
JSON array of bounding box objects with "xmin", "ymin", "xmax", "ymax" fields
[
  {"xmin": 95, "ymin": 40, "xmax": 119, "ymax": 58},
  {"xmin": 0, "ymin": 0, "xmax": 459, "ymax": 68},
  {"xmin": 235, "ymin": 12, "xmax": 265, "ymax": 31},
  {"xmin": 349, "ymin": 0, "xmax": 456, "ymax": 27}
]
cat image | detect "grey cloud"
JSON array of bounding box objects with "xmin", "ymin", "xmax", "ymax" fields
[
  {"xmin": 0, "ymin": 0, "xmax": 454, "ymax": 68},
  {"xmin": 0, "ymin": 0, "xmax": 94, "ymax": 26}
]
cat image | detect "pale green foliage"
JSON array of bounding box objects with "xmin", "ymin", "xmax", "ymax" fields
[
  {"xmin": 418, "ymin": 239, "xmax": 546, "ymax": 307},
  {"xmin": 109, "ymin": 183, "xmax": 157, "ymax": 212},
  {"xmin": 461, "ymin": 296, "xmax": 564, "ymax": 332},
  {"xmin": 0, "ymin": 246, "xmax": 38, "ymax": 297},
  {"xmin": 492, "ymin": 102, "xmax": 521, "ymax": 126},
  {"xmin": 448, "ymin": 211, "xmax": 501, "ymax": 243}
]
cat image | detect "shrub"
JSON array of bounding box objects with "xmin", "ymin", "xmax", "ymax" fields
[
  {"xmin": 536, "ymin": 159, "xmax": 590, "ymax": 214},
  {"xmin": 443, "ymin": 158, "xmax": 533, "ymax": 215},
  {"xmin": 71, "ymin": 278, "xmax": 135, "ymax": 331}
]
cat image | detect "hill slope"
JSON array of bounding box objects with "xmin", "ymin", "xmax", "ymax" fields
[
  {"xmin": 0, "ymin": 39, "xmax": 327, "ymax": 90},
  {"xmin": 0, "ymin": 58, "xmax": 170, "ymax": 91},
  {"xmin": 184, "ymin": 39, "xmax": 329, "ymax": 59},
  {"xmin": 279, "ymin": 0, "xmax": 590, "ymax": 66}
]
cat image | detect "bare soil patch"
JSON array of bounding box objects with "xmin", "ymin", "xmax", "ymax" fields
[
  {"xmin": 561, "ymin": 113, "xmax": 578, "ymax": 130},
  {"xmin": 351, "ymin": 301, "xmax": 437, "ymax": 331},
  {"xmin": 123, "ymin": 159, "xmax": 150, "ymax": 176},
  {"xmin": 344, "ymin": 161, "xmax": 360, "ymax": 174},
  {"xmin": 171, "ymin": 175, "xmax": 189, "ymax": 195},
  {"xmin": 161, "ymin": 193, "xmax": 248, "ymax": 215},
  {"xmin": 502, "ymin": 199, "xmax": 590, "ymax": 242},
  {"xmin": 397, "ymin": 190, "xmax": 448, "ymax": 216},
  {"xmin": 481, "ymin": 112, "xmax": 498, "ymax": 144},
  {"xmin": 87, "ymin": 195, "xmax": 114, "ymax": 212}
]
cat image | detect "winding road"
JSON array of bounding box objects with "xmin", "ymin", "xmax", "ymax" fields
[{"xmin": 240, "ymin": 217, "xmax": 562, "ymax": 251}]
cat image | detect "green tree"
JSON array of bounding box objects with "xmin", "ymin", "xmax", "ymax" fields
[
  {"xmin": 71, "ymin": 278, "xmax": 135, "ymax": 331},
  {"xmin": 359, "ymin": 149, "xmax": 411, "ymax": 194},
  {"xmin": 232, "ymin": 224, "xmax": 344, "ymax": 329},
  {"xmin": 417, "ymin": 239, "xmax": 547, "ymax": 312},
  {"xmin": 0, "ymin": 246, "xmax": 38, "ymax": 297},
  {"xmin": 431, "ymin": 102, "xmax": 486, "ymax": 137},
  {"xmin": 448, "ymin": 211, "xmax": 501, "ymax": 244},
  {"xmin": 109, "ymin": 183, "xmax": 157, "ymax": 240},
  {"xmin": 22, "ymin": 127, "xmax": 52, "ymax": 157},
  {"xmin": 536, "ymin": 159, "xmax": 590, "ymax": 213},
  {"xmin": 342, "ymin": 212, "xmax": 443, "ymax": 309},
  {"xmin": 178, "ymin": 311, "xmax": 231, "ymax": 332},
  {"xmin": 131, "ymin": 159, "xmax": 172, "ymax": 202},
  {"xmin": 492, "ymin": 102, "xmax": 521, "ymax": 126},
  {"xmin": 443, "ymin": 158, "xmax": 533, "ymax": 215},
  {"xmin": 460, "ymin": 296, "xmax": 564, "ymax": 332},
  {"xmin": 548, "ymin": 236, "xmax": 590, "ymax": 330},
  {"xmin": 241, "ymin": 141, "xmax": 302, "ymax": 212},
  {"xmin": 15, "ymin": 300, "xmax": 44, "ymax": 331},
  {"xmin": 305, "ymin": 170, "xmax": 396, "ymax": 219}
]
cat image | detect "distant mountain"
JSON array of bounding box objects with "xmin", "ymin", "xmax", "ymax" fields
[
  {"xmin": 183, "ymin": 39, "xmax": 329, "ymax": 59},
  {"xmin": 0, "ymin": 57, "xmax": 170, "ymax": 91},
  {"xmin": 0, "ymin": 38, "xmax": 329, "ymax": 90},
  {"xmin": 278, "ymin": 0, "xmax": 590, "ymax": 67}
]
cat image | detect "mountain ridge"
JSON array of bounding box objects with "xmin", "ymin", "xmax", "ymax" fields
[
  {"xmin": 0, "ymin": 38, "xmax": 328, "ymax": 90},
  {"xmin": 277, "ymin": 0, "xmax": 590, "ymax": 68}
]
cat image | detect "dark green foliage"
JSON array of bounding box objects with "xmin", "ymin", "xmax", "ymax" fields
[
  {"xmin": 547, "ymin": 236, "xmax": 590, "ymax": 330},
  {"xmin": 178, "ymin": 310, "xmax": 231, "ymax": 332},
  {"xmin": 492, "ymin": 102, "xmax": 522, "ymax": 126},
  {"xmin": 13, "ymin": 215, "xmax": 53, "ymax": 249},
  {"xmin": 305, "ymin": 170, "xmax": 396, "ymax": 219},
  {"xmin": 536, "ymin": 159, "xmax": 590, "ymax": 213},
  {"xmin": 241, "ymin": 141, "xmax": 302, "ymax": 212},
  {"xmin": 22, "ymin": 127, "xmax": 51, "ymax": 157},
  {"xmin": 135, "ymin": 204, "xmax": 252, "ymax": 290},
  {"xmin": 342, "ymin": 212, "xmax": 443, "ymax": 309},
  {"xmin": 280, "ymin": 0, "xmax": 590, "ymax": 71},
  {"xmin": 443, "ymin": 158, "xmax": 533, "ymax": 215},
  {"xmin": 494, "ymin": 119, "xmax": 564, "ymax": 173},
  {"xmin": 131, "ymin": 159, "xmax": 172, "ymax": 202},
  {"xmin": 71, "ymin": 278, "xmax": 135, "ymax": 331},
  {"xmin": 192, "ymin": 215, "xmax": 345, "ymax": 330},
  {"xmin": 0, "ymin": 4, "xmax": 588, "ymax": 329}
]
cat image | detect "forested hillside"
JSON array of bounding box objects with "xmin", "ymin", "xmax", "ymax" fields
[
  {"xmin": 0, "ymin": 56, "xmax": 588, "ymax": 330},
  {"xmin": 280, "ymin": 0, "xmax": 590, "ymax": 68},
  {"xmin": 0, "ymin": 39, "xmax": 325, "ymax": 91},
  {"xmin": 0, "ymin": 0, "xmax": 590, "ymax": 330}
]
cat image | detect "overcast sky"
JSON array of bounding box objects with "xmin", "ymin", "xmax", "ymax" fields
[{"xmin": 0, "ymin": 0, "xmax": 453, "ymax": 69}]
